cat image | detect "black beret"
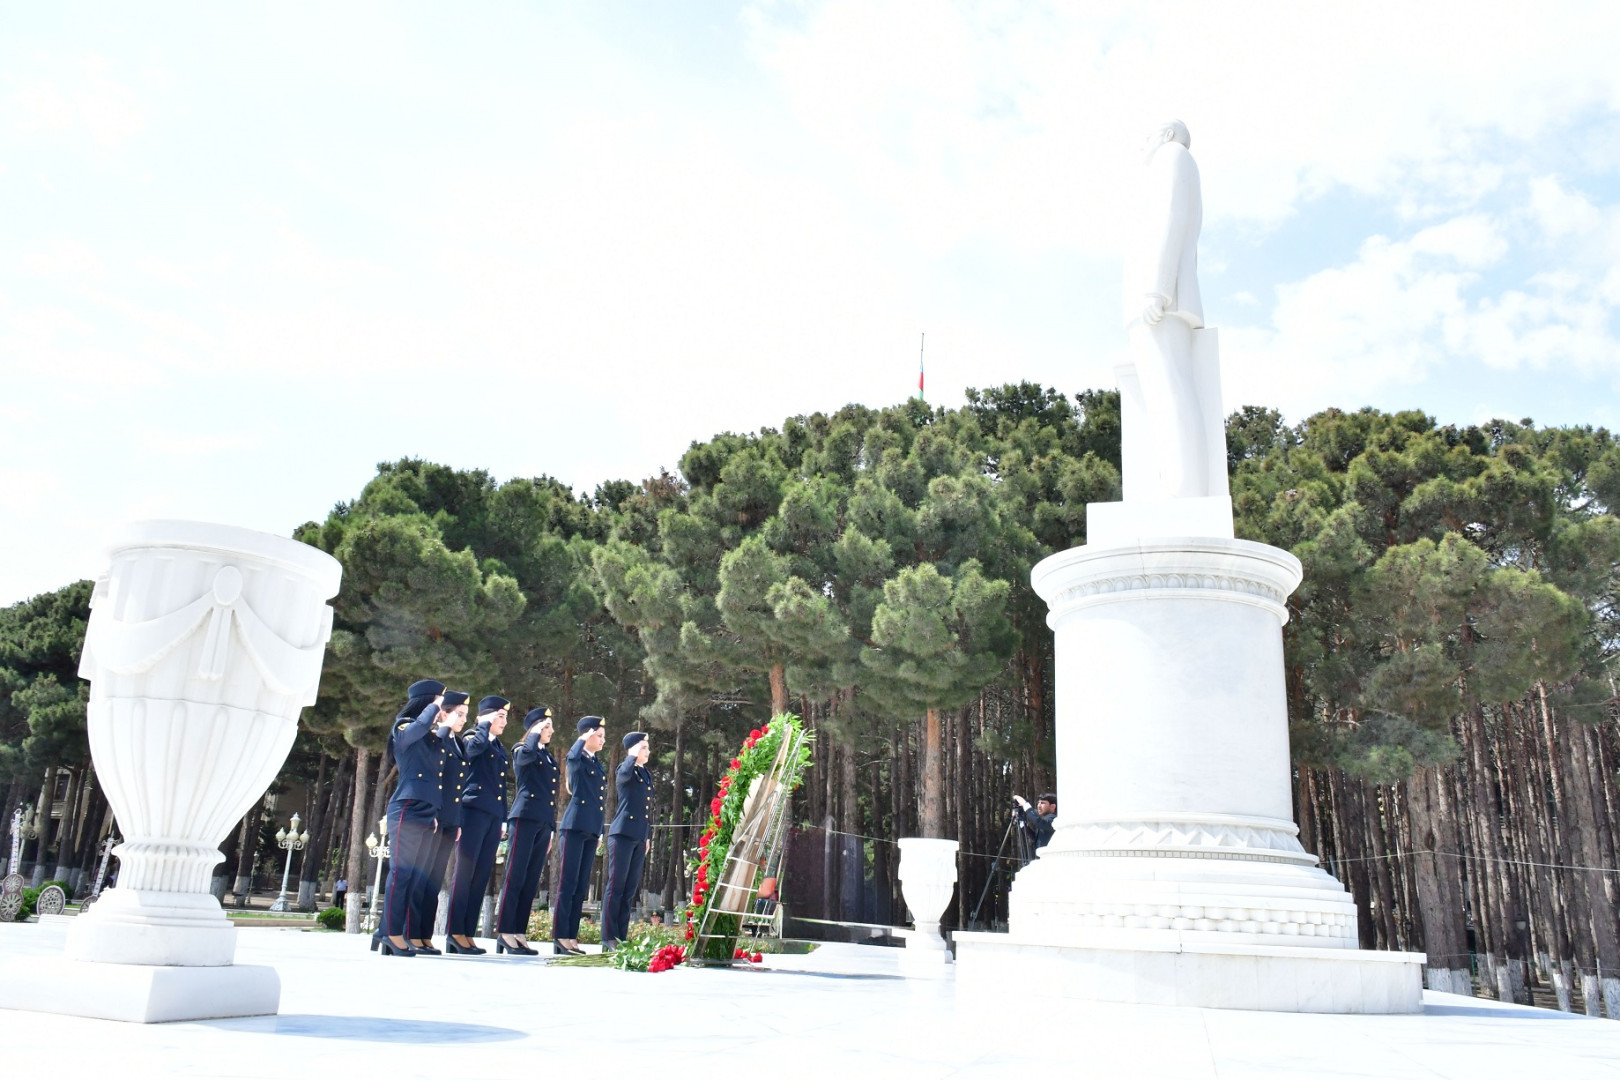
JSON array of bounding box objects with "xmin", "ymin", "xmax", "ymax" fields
[
  {"xmin": 478, "ymin": 695, "xmax": 511, "ymax": 715},
  {"xmin": 1038, "ymin": 792, "xmax": 1058, "ymax": 805},
  {"xmin": 442, "ymin": 690, "xmax": 470, "ymax": 708},
  {"xmin": 408, "ymin": 679, "xmax": 446, "ymax": 698},
  {"xmin": 523, "ymin": 707, "xmax": 553, "ymax": 730},
  {"xmin": 577, "ymin": 715, "xmax": 604, "ymax": 734},
  {"xmin": 623, "ymin": 731, "xmax": 647, "ymax": 750}
]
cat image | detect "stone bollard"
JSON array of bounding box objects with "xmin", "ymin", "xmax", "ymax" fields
[{"xmin": 897, "ymin": 837, "xmax": 958, "ymax": 973}]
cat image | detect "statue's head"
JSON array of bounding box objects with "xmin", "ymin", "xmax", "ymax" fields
[{"xmin": 1142, "ymin": 119, "xmax": 1191, "ymax": 161}]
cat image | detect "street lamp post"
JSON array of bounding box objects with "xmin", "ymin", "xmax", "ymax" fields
[
  {"xmin": 268, "ymin": 813, "xmax": 310, "ymax": 913},
  {"xmin": 364, "ymin": 817, "xmax": 390, "ymax": 934}
]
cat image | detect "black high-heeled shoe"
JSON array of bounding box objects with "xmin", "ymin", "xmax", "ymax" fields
[
  {"xmin": 499, "ymin": 936, "xmax": 538, "ymax": 956},
  {"xmin": 445, "ymin": 938, "xmax": 486, "ymax": 955},
  {"xmin": 413, "ymin": 940, "xmax": 442, "ymax": 955},
  {"xmin": 552, "ymin": 940, "xmax": 584, "ymax": 956},
  {"xmin": 379, "ymin": 938, "xmax": 417, "ymax": 957}
]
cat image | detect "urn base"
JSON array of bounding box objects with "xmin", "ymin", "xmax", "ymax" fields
[
  {"xmin": 66, "ymin": 887, "xmax": 237, "ymax": 966},
  {"xmin": 0, "ymin": 956, "xmax": 278, "ymax": 1023}
]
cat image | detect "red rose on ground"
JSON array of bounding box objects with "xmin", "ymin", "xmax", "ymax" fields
[{"xmin": 752, "ymin": 952, "xmax": 763, "ymax": 963}]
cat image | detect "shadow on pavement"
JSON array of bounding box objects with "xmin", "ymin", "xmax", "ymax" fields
[{"xmin": 202, "ymin": 1014, "xmax": 526, "ymax": 1043}]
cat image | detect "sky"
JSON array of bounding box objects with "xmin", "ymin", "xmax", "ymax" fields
[{"xmin": 4, "ymin": 1, "xmax": 1620, "ymax": 605}]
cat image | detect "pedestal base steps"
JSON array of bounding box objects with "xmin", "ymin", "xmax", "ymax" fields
[
  {"xmin": 955, "ymin": 932, "xmax": 1424, "ymax": 1013},
  {"xmin": 0, "ymin": 957, "xmax": 279, "ymax": 1023}
]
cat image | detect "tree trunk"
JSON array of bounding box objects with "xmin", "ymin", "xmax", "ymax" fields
[
  {"xmin": 49, "ymin": 766, "xmax": 82, "ymax": 885},
  {"xmin": 297, "ymin": 753, "xmax": 332, "ymax": 910},
  {"xmin": 232, "ymin": 792, "xmax": 267, "ymax": 907},
  {"xmin": 343, "ymin": 746, "xmax": 373, "ymax": 934},
  {"xmin": 30, "ymin": 764, "xmax": 56, "ymax": 886},
  {"xmin": 921, "ymin": 708, "xmax": 944, "ymax": 838},
  {"xmin": 768, "ymin": 663, "xmax": 788, "ymax": 718},
  {"xmin": 1407, "ymin": 765, "xmax": 1471, "ymax": 994}
]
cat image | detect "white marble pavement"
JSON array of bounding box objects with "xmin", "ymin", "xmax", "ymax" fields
[{"xmin": 2, "ymin": 921, "xmax": 1618, "ymax": 1079}]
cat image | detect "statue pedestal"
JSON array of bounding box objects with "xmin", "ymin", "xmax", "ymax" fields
[{"xmin": 954, "ymin": 534, "xmax": 1423, "ymax": 1012}]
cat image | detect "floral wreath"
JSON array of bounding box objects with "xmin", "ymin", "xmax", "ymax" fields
[{"xmin": 682, "ymin": 713, "xmax": 813, "ymax": 960}]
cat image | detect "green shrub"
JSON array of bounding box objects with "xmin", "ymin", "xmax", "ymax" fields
[{"xmin": 316, "ymin": 906, "xmax": 345, "ymax": 931}]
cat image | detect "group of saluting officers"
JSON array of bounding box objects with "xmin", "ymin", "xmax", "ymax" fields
[{"xmin": 373, "ymin": 678, "xmax": 656, "ymax": 958}]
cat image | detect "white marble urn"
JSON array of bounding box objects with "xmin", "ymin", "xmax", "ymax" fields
[
  {"xmin": 67, "ymin": 521, "xmax": 340, "ymax": 967},
  {"xmin": 897, "ymin": 837, "xmax": 959, "ymax": 953}
]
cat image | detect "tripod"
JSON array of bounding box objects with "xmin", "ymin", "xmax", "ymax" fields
[{"xmin": 968, "ymin": 809, "xmax": 1034, "ymax": 929}]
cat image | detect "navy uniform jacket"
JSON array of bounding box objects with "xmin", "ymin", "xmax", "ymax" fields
[
  {"xmin": 437, "ymin": 732, "xmax": 469, "ymax": 828},
  {"xmin": 1018, "ymin": 806, "xmax": 1056, "ymax": 850},
  {"xmin": 391, "ymin": 704, "xmax": 447, "ymax": 810},
  {"xmin": 557, "ymin": 741, "xmax": 607, "ymax": 835},
  {"xmin": 460, "ymin": 722, "xmax": 511, "ymax": 818},
  {"xmin": 608, "ymin": 758, "xmax": 655, "ymax": 841},
  {"xmin": 508, "ymin": 734, "xmax": 560, "ymax": 825}
]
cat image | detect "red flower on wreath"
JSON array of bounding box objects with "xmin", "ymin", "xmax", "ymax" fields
[
  {"xmin": 730, "ymin": 758, "xmax": 741, "ymax": 770},
  {"xmin": 749, "ymin": 728, "xmax": 762, "ymax": 740}
]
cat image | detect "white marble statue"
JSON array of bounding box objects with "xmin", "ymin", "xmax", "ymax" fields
[{"xmin": 1123, "ymin": 119, "xmax": 1214, "ymax": 500}]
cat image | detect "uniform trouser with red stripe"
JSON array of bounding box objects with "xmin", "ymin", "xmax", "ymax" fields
[
  {"xmin": 553, "ymin": 828, "xmax": 599, "ymax": 940},
  {"xmin": 383, "ymin": 798, "xmax": 439, "ymax": 939},
  {"xmin": 601, "ymin": 833, "xmax": 647, "ymax": 944},
  {"xmin": 448, "ymin": 808, "xmax": 503, "ymax": 937},
  {"xmin": 414, "ymin": 821, "xmax": 456, "ymax": 938},
  {"xmin": 495, "ymin": 817, "xmax": 552, "ymax": 935}
]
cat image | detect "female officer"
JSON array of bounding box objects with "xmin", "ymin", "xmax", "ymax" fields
[
  {"xmin": 445, "ymin": 695, "xmax": 512, "ymax": 954},
  {"xmin": 494, "ymin": 707, "xmax": 558, "ymax": 955},
  {"xmin": 552, "ymin": 716, "xmax": 608, "ymax": 955},
  {"xmin": 378, "ymin": 678, "xmax": 446, "ymax": 957},
  {"xmin": 412, "ymin": 689, "xmax": 469, "ymax": 954},
  {"xmin": 602, "ymin": 731, "xmax": 654, "ymax": 949}
]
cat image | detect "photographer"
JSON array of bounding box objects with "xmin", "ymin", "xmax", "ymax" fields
[{"xmin": 1013, "ymin": 792, "xmax": 1056, "ymax": 852}]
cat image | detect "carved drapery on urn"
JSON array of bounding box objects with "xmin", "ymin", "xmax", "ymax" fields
[{"xmin": 67, "ymin": 521, "xmax": 340, "ymax": 967}]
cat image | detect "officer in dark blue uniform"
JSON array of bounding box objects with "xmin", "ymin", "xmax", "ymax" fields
[
  {"xmin": 602, "ymin": 730, "xmax": 655, "ymax": 949},
  {"xmin": 494, "ymin": 706, "xmax": 558, "ymax": 955},
  {"xmin": 410, "ymin": 690, "xmax": 469, "ymax": 953},
  {"xmin": 445, "ymin": 695, "xmax": 511, "ymax": 954},
  {"xmin": 552, "ymin": 715, "xmax": 608, "ymax": 955},
  {"xmin": 379, "ymin": 678, "xmax": 446, "ymax": 957}
]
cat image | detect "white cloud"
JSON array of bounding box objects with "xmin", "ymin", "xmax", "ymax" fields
[
  {"xmin": 741, "ymin": 0, "xmax": 1620, "ymax": 255},
  {"xmin": 1223, "ymin": 196, "xmax": 1620, "ymax": 415},
  {"xmin": 4, "ymin": 52, "xmax": 146, "ymax": 148}
]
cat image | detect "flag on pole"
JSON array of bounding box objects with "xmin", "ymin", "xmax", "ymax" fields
[{"xmin": 918, "ymin": 332, "xmax": 925, "ymax": 400}]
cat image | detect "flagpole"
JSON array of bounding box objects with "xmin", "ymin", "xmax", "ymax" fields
[{"xmin": 918, "ymin": 332, "xmax": 925, "ymax": 401}]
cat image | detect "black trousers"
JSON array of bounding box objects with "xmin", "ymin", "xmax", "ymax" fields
[
  {"xmin": 448, "ymin": 808, "xmax": 503, "ymax": 937},
  {"xmin": 413, "ymin": 822, "xmax": 456, "ymax": 938},
  {"xmin": 383, "ymin": 798, "xmax": 438, "ymax": 939},
  {"xmin": 495, "ymin": 817, "xmax": 552, "ymax": 935},
  {"xmin": 553, "ymin": 828, "xmax": 598, "ymax": 940},
  {"xmin": 602, "ymin": 834, "xmax": 647, "ymax": 944}
]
